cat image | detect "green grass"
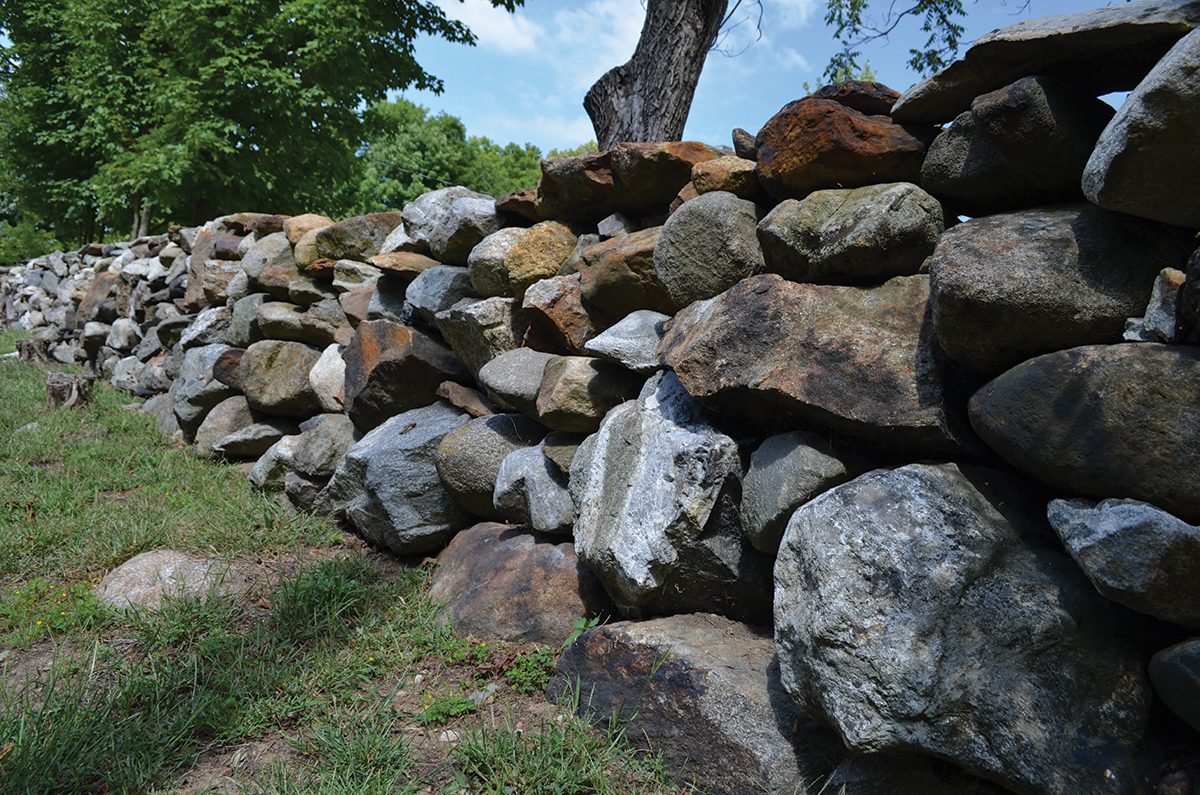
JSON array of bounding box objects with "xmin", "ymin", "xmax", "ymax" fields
[{"xmin": 0, "ymin": 329, "xmax": 690, "ymax": 795}]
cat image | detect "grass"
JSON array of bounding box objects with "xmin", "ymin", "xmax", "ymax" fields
[{"xmin": 0, "ymin": 328, "xmax": 691, "ymax": 795}]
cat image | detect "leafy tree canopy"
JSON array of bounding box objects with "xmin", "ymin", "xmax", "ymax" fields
[{"xmin": 0, "ymin": 0, "xmax": 523, "ymax": 243}]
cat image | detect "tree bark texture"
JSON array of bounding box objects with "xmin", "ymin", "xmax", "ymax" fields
[
  {"xmin": 46, "ymin": 371, "xmax": 97, "ymax": 409},
  {"xmin": 585, "ymin": 0, "xmax": 728, "ymax": 150}
]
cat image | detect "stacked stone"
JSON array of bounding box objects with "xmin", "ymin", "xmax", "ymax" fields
[{"xmin": 4, "ymin": 2, "xmax": 1200, "ymax": 793}]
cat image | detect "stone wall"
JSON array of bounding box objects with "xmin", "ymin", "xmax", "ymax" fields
[{"xmin": 4, "ymin": 2, "xmax": 1200, "ymax": 794}]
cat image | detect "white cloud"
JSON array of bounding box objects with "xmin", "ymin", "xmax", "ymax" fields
[
  {"xmin": 437, "ymin": 0, "xmax": 545, "ymax": 54},
  {"xmin": 766, "ymin": 0, "xmax": 820, "ymax": 29}
]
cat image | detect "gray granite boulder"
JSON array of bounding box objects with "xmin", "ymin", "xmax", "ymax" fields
[
  {"xmin": 401, "ymin": 187, "xmax": 489, "ymax": 251},
  {"xmin": 757, "ymin": 182, "xmax": 943, "ymax": 284},
  {"xmin": 570, "ymin": 372, "xmax": 773, "ymax": 623},
  {"xmin": 969, "ymin": 343, "xmax": 1200, "ymax": 524},
  {"xmin": 434, "ymin": 297, "xmax": 529, "ymax": 379},
  {"xmin": 1084, "ymin": 27, "xmax": 1200, "ymax": 229},
  {"xmin": 492, "ymin": 443, "xmax": 575, "ymax": 534},
  {"xmin": 653, "ymin": 191, "xmax": 765, "ymax": 309},
  {"xmin": 741, "ymin": 430, "xmax": 874, "ymax": 555},
  {"xmin": 477, "ymin": 347, "xmax": 556, "ymax": 416},
  {"xmin": 241, "ymin": 232, "xmax": 295, "ymax": 281},
  {"xmin": 534, "ymin": 355, "xmax": 645, "ymax": 433},
  {"xmin": 428, "ymin": 197, "xmax": 505, "ymax": 266},
  {"xmin": 173, "ymin": 344, "xmax": 236, "ymax": 438},
  {"xmin": 178, "ymin": 306, "xmax": 232, "ymax": 351},
  {"xmin": 583, "ymin": 309, "xmax": 669, "ymax": 374},
  {"xmin": 434, "ymin": 413, "xmax": 548, "ymax": 520},
  {"xmin": 317, "ymin": 401, "xmax": 472, "ymax": 554},
  {"xmin": 405, "ymin": 264, "xmax": 480, "ymax": 324},
  {"xmin": 1049, "ymin": 497, "xmax": 1200, "ymax": 626},
  {"xmin": 548, "ymin": 614, "xmax": 846, "ymax": 795},
  {"xmin": 930, "ymin": 204, "xmax": 1190, "ymax": 377},
  {"xmin": 228, "ymin": 293, "xmax": 270, "ymax": 348},
  {"xmin": 194, "ymin": 395, "xmax": 255, "ymax": 457},
  {"xmin": 290, "ymin": 413, "xmax": 362, "ymax": 478},
  {"xmin": 211, "ymin": 419, "xmax": 300, "ymax": 459},
  {"xmin": 775, "ymin": 463, "xmax": 1151, "ymax": 795},
  {"xmin": 468, "ymin": 226, "xmax": 526, "ymax": 297}
]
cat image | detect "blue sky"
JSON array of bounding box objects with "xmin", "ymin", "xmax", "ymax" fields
[{"xmin": 400, "ymin": 0, "xmax": 1120, "ymax": 153}]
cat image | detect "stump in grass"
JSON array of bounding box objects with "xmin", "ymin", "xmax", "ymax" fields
[
  {"xmin": 46, "ymin": 371, "xmax": 97, "ymax": 409},
  {"xmin": 16, "ymin": 337, "xmax": 53, "ymax": 364}
]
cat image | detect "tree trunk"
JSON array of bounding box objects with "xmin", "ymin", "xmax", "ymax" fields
[
  {"xmin": 46, "ymin": 371, "xmax": 97, "ymax": 409},
  {"xmin": 584, "ymin": 0, "xmax": 728, "ymax": 150}
]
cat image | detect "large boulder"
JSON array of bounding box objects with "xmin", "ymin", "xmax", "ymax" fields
[
  {"xmin": 653, "ymin": 191, "xmax": 765, "ymax": 309},
  {"xmin": 429, "ymin": 523, "xmax": 611, "ymax": 646},
  {"xmin": 534, "ymin": 151, "xmax": 618, "ymax": 224},
  {"xmin": 570, "ymin": 372, "xmax": 773, "ymax": 623},
  {"xmin": 891, "ymin": 0, "xmax": 1200, "ymax": 123},
  {"xmin": 1084, "ymin": 27, "xmax": 1200, "ymax": 229},
  {"xmin": 341, "ymin": 319, "xmax": 470, "ymax": 432},
  {"xmin": 317, "ymin": 401, "xmax": 472, "ymax": 555},
  {"xmin": 239, "ymin": 340, "xmax": 322, "ymax": 417},
  {"xmin": 173, "ymin": 344, "xmax": 237, "ymax": 438},
  {"xmin": 757, "ymin": 182, "xmax": 943, "ymax": 285},
  {"xmin": 969, "ymin": 343, "xmax": 1200, "ymax": 524},
  {"xmin": 775, "ymin": 463, "xmax": 1151, "ymax": 795},
  {"xmin": 503, "ymin": 221, "xmax": 578, "ymax": 299},
  {"xmin": 609, "ymin": 141, "xmax": 724, "ymax": 219},
  {"xmin": 1049, "ymin": 497, "xmax": 1200, "ymax": 627},
  {"xmin": 314, "ymin": 212, "xmax": 405, "ymax": 261},
  {"xmin": 548, "ymin": 614, "xmax": 846, "ymax": 795},
  {"xmin": 929, "ymin": 204, "xmax": 1190, "ymax": 377},
  {"xmin": 405, "ymin": 265, "xmax": 480, "ymax": 325},
  {"xmin": 402, "ymin": 187, "xmax": 490, "ymax": 251},
  {"xmin": 755, "ymin": 95, "xmax": 935, "ymax": 201},
  {"xmin": 660, "ymin": 273, "xmax": 971, "ymax": 456},
  {"xmin": 428, "ymin": 197, "xmax": 506, "ymax": 266}
]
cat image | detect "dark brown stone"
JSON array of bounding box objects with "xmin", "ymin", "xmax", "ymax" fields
[
  {"xmin": 534, "ymin": 151, "xmax": 618, "ymax": 223},
  {"xmin": 436, "ymin": 381, "xmax": 497, "ymax": 418},
  {"xmin": 213, "ymin": 234, "xmax": 245, "ymax": 261},
  {"xmin": 521, "ymin": 274, "xmax": 613, "ymax": 355},
  {"xmin": 659, "ymin": 273, "xmax": 971, "ymax": 456},
  {"xmin": 577, "ymin": 226, "xmax": 676, "ymax": 316},
  {"xmin": 806, "ymin": 80, "xmax": 902, "ymax": 116},
  {"xmin": 248, "ymin": 214, "xmax": 289, "ymax": 237},
  {"xmin": 303, "ymin": 258, "xmax": 337, "ymax": 278},
  {"xmin": 495, "ymin": 188, "xmax": 543, "ymax": 224},
  {"xmin": 342, "ymin": 319, "xmax": 471, "ymax": 432},
  {"xmin": 212, "ymin": 347, "xmax": 245, "ymax": 391},
  {"xmin": 755, "ymin": 98, "xmax": 937, "ymax": 201},
  {"xmin": 257, "ymin": 262, "xmax": 303, "ymax": 301},
  {"xmin": 610, "ymin": 141, "xmax": 724, "ymax": 219},
  {"xmin": 430, "ymin": 523, "xmax": 613, "ymax": 646}
]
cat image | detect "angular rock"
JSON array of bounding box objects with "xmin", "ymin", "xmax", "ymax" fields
[
  {"xmin": 309, "ymin": 343, "xmax": 346, "ymax": 414},
  {"xmin": 971, "ymin": 75, "xmax": 1115, "ymax": 198},
  {"xmin": 808, "ymin": 80, "xmax": 901, "ymax": 115},
  {"xmin": 365, "ymin": 274, "xmax": 408, "ymax": 324},
  {"xmin": 920, "ymin": 110, "xmax": 1047, "ymax": 217},
  {"xmin": 401, "ymin": 187, "xmax": 489, "ymax": 250},
  {"xmin": 194, "ymin": 395, "xmax": 255, "ymax": 458},
  {"xmin": 239, "ymin": 339, "xmax": 321, "ymax": 417},
  {"xmin": 314, "ymin": 212, "xmax": 405, "ymax": 261},
  {"xmin": 891, "ymin": 0, "xmax": 1200, "ymax": 123},
  {"xmin": 596, "ymin": 211, "xmax": 638, "ymax": 240},
  {"xmin": 173, "ymin": 344, "xmax": 236, "ymax": 439},
  {"xmin": 405, "ymin": 265, "xmax": 480, "ymax": 325},
  {"xmin": 1150, "ymin": 640, "xmax": 1200, "ymax": 734},
  {"xmin": 435, "ymin": 381, "xmax": 497, "ymax": 418},
  {"xmin": 660, "ymin": 274, "xmax": 969, "ymax": 456},
  {"xmin": 929, "ymin": 204, "xmax": 1189, "ymax": 376},
  {"xmin": 241, "ymin": 232, "xmax": 295, "ymax": 281},
  {"xmin": 229, "ymin": 293, "xmax": 269, "ymax": 348},
  {"xmin": 429, "ymin": 523, "xmax": 612, "ymax": 645},
  {"xmin": 434, "ymin": 297, "xmax": 529, "ymax": 379},
  {"xmin": 610, "ymin": 141, "xmax": 724, "ymax": 219},
  {"xmin": 211, "ymin": 419, "xmax": 300, "ymax": 459},
  {"xmin": 104, "ymin": 318, "xmax": 143, "ymax": 353},
  {"xmin": 775, "ymin": 463, "xmax": 1151, "ymax": 795},
  {"xmin": 284, "ymin": 471, "xmax": 330, "ymax": 513},
  {"xmin": 477, "ymin": 347, "xmax": 556, "ymax": 415},
  {"xmin": 758, "ymin": 182, "xmax": 943, "ymax": 285},
  {"xmin": 1084, "ymin": 27, "xmax": 1200, "ymax": 229},
  {"xmin": 535, "ymin": 355, "xmax": 644, "ymax": 433},
  {"xmin": 367, "ymin": 251, "xmax": 439, "ymax": 281},
  {"xmin": 1125, "ymin": 267, "xmax": 1188, "ymax": 343},
  {"xmin": 434, "ymin": 413, "xmax": 548, "ymax": 520},
  {"xmin": 257, "ymin": 262, "xmax": 304, "ymax": 300},
  {"xmin": 548, "ymin": 614, "xmax": 844, "ymax": 795},
  {"xmin": 578, "ymin": 226, "xmax": 676, "ymax": 317},
  {"xmin": 255, "ymin": 301, "xmax": 307, "ymax": 341},
  {"xmin": 732, "ymin": 127, "xmax": 757, "ymax": 159},
  {"xmin": 969, "ymin": 344, "xmax": 1200, "ymax": 523},
  {"xmin": 495, "ymin": 187, "xmax": 542, "ymax": 224},
  {"xmin": 467, "ymin": 227, "xmax": 526, "ymax": 297},
  {"xmin": 77, "ymin": 271, "xmax": 119, "ymax": 323},
  {"xmin": 1049, "ymin": 497, "xmax": 1200, "ymax": 626},
  {"xmin": 741, "ymin": 430, "xmax": 873, "ymax": 555},
  {"xmin": 492, "ymin": 443, "xmax": 575, "ymax": 534},
  {"xmin": 653, "ymin": 191, "xmax": 764, "ymax": 309},
  {"xmin": 570, "ymin": 372, "xmax": 773, "ymax": 622},
  {"xmin": 534, "ymin": 151, "xmax": 618, "ymax": 224},
  {"xmin": 178, "ymin": 306, "xmax": 232, "ymax": 351},
  {"xmin": 341, "ymin": 320, "xmax": 470, "ymax": 432},
  {"xmin": 583, "ymin": 309, "xmax": 669, "ymax": 374},
  {"xmin": 317, "ymin": 402, "xmax": 473, "ymax": 555},
  {"xmin": 755, "ymin": 97, "xmax": 935, "ymax": 201},
  {"xmin": 109, "ymin": 356, "xmax": 143, "ymax": 394},
  {"xmin": 290, "ymin": 413, "xmax": 362, "ymax": 478},
  {"xmin": 825, "ymin": 753, "xmax": 1015, "ymax": 795},
  {"xmin": 428, "ymin": 197, "xmax": 505, "ymax": 266},
  {"xmin": 521, "ymin": 274, "xmax": 611, "ymax": 355},
  {"xmin": 503, "ymin": 221, "xmax": 579, "ymax": 299},
  {"xmin": 247, "ymin": 434, "xmax": 302, "ymax": 490},
  {"xmin": 201, "ymin": 259, "xmax": 244, "ymax": 306},
  {"xmin": 331, "ymin": 259, "xmax": 382, "ymax": 293},
  {"xmin": 338, "ymin": 285, "xmax": 374, "ymax": 328}
]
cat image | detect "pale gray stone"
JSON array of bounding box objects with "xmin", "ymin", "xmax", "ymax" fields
[
  {"xmin": 583, "ymin": 309, "xmax": 669, "ymax": 374},
  {"xmin": 468, "ymin": 227, "xmax": 526, "ymax": 297},
  {"xmin": 406, "ymin": 264, "xmax": 480, "ymax": 325},
  {"xmin": 477, "ymin": 347, "xmax": 556, "ymax": 415},
  {"xmin": 309, "ymin": 343, "xmax": 346, "ymax": 414},
  {"xmin": 434, "ymin": 297, "xmax": 529, "ymax": 379},
  {"xmin": 493, "ymin": 443, "xmax": 575, "ymax": 534},
  {"xmin": 428, "ymin": 197, "xmax": 506, "ymax": 266}
]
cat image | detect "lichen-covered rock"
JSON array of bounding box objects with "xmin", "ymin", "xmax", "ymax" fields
[
  {"xmin": 239, "ymin": 339, "xmax": 322, "ymax": 418},
  {"xmin": 314, "ymin": 212, "xmax": 405, "ymax": 261},
  {"xmin": 535, "ymin": 355, "xmax": 644, "ymax": 433},
  {"xmin": 503, "ymin": 221, "xmax": 579, "ymax": 299}
]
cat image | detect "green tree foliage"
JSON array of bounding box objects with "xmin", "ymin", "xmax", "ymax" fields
[
  {"xmin": 823, "ymin": 0, "xmax": 966, "ymax": 82},
  {"xmin": 0, "ymin": 0, "xmax": 524, "ymax": 243}
]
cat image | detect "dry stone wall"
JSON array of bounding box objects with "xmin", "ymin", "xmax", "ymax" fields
[{"xmin": 4, "ymin": 2, "xmax": 1200, "ymax": 793}]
